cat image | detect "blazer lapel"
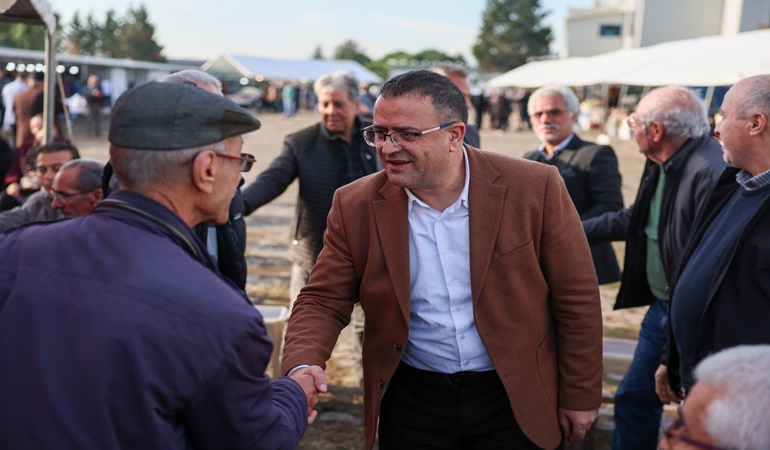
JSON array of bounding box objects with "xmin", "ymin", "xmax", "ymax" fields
[
  {"xmin": 466, "ymin": 147, "xmax": 506, "ymax": 302},
  {"xmin": 373, "ymin": 182, "xmax": 412, "ymax": 322}
]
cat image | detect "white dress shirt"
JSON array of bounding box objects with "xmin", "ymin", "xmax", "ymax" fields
[{"xmin": 401, "ymin": 148, "xmax": 494, "ymax": 374}]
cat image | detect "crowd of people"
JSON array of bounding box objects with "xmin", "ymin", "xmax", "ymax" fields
[{"xmin": 0, "ymin": 63, "xmax": 769, "ymax": 450}]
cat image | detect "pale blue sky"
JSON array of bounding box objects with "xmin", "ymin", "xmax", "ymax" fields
[{"xmin": 48, "ymin": 0, "xmax": 592, "ymax": 63}]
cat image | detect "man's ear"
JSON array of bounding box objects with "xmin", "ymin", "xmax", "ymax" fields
[
  {"xmin": 90, "ymin": 189, "xmax": 103, "ymax": 205},
  {"xmin": 448, "ymin": 123, "xmax": 466, "ymax": 149},
  {"xmin": 648, "ymin": 121, "xmax": 665, "ymax": 143},
  {"xmin": 749, "ymin": 112, "xmax": 766, "ymax": 135},
  {"xmin": 191, "ymin": 150, "xmax": 217, "ymax": 194}
]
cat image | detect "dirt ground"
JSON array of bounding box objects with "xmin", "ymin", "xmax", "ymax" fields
[{"xmin": 71, "ymin": 109, "xmax": 653, "ymax": 450}]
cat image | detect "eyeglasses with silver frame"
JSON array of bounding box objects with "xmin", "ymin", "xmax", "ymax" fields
[{"xmin": 362, "ymin": 122, "xmax": 457, "ymax": 148}]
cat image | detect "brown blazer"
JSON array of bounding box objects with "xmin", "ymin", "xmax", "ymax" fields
[{"xmin": 282, "ymin": 147, "xmax": 603, "ymax": 450}]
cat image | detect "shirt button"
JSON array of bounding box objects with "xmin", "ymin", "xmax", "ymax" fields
[
  {"xmin": 393, "ymin": 344, "xmax": 402, "ymax": 352},
  {"xmin": 463, "ymin": 361, "xmax": 470, "ymax": 366},
  {"xmin": 460, "ymin": 335, "xmax": 465, "ymax": 340},
  {"xmin": 292, "ymin": 239, "xmax": 299, "ymax": 245},
  {"xmin": 450, "ymin": 280, "xmax": 456, "ymax": 286},
  {"xmin": 378, "ymin": 379, "xmax": 384, "ymax": 388},
  {"xmin": 455, "ymin": 307, "xmax": 461, "ymax": 312}
]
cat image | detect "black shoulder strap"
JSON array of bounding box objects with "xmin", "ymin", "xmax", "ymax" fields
[{"xmin": 100, "ymin": 198, "xmax": 201, "ymax": 262}]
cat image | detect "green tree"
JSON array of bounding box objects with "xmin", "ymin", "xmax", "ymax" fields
[
  {"xmin": 311, "ymin": 44, "xmax": 324, "ymax": 60},
  {"xmin": 117, "ymin": 5, "xmax": 165, "ymax": 61},
  {"xmin": 413, "ymin": 49, "xmax": 465, "ymax": 64},
  {"xmin": 333, "ymin": 39, "xmax": 371, "ymax": 65},
  {"xmin": 472, "ymin": 0, "xmax": 552, "ymax": 73},
  {"xmin": 100, "ymin": 9, "xmax": 122, "ymax": 57},
  {"xmin": 0, "ymin": 22, "xmax": 47, "ymax": 50}
]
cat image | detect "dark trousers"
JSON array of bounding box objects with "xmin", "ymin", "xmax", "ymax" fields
[{"xmin": 379, "ymin": 362, "xmax": 557, "ymax": 450}]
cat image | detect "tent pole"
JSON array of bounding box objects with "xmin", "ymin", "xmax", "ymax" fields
[{"xmin": 44, "ymin": 24, "xmax": 56, "ymax": 144}]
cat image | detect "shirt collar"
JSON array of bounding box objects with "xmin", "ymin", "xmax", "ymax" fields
[
  {"xmin": 406, "ymin": 146, "xmax": 470, "ymax": 214},
  {"xmin": 736, "ymin": 168, "xmax": 770, "ymax": 191},
  {"xmin": 538, "ymin": 134, "xmax": 575, "ymax": 160}
]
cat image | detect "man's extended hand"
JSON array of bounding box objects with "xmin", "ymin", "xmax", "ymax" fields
[
  {"xmin": 558, "ymin": 407, "xmax": 598, "ymax": 442},
  {"xmin": 289, "ymin": 365, "xmax": 328, "ymax": 423},
  {"xmin": 654, "ymin": 364, "xmax": 684, "ymax": 405}
]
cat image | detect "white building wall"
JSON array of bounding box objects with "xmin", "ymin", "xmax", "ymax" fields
[
  {"xmin": 635, "ymin": 0, "xmax": 724, "ymax": 47},
  {"xmin": 719, "ymin": 0, "xmax": 770, "ymax": 34},
  {"xmin": 565, "ymin": 11, "xmax": 628, "ymax": 57}
]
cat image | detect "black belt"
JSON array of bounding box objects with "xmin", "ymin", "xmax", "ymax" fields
[{"xmin": 397, "ymin": 361, "xmax": 499, "ymax": 387}]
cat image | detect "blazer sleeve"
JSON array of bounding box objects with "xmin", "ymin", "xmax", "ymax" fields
[
  {"xmin": 281, "ymin": 187, "xmax": 359, "ymax": 374},
  {"xmin": 539, "ymin": 168, "xmax": 603, "ymax": 411}
]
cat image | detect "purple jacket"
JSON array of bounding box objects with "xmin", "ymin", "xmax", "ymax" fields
[{"xmin": 0, "ymin": 190, "xmax": 307, "ymax": 450}]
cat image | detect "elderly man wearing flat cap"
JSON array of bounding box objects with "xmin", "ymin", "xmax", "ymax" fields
[{"xmin": 0, "ymin": 82, "xmax": 322, "ymax": 450}]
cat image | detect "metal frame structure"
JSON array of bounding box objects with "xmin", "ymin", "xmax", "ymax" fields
[{"xmin": 0, "ymin": 0, "xmax": 57, "ymax": 143}]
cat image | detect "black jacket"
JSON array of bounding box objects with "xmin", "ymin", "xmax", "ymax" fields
[
  {"xmin": 525, "ymin": 135, "xmax": 623, "ymax": 284},
  {"xmin": 666, "ymin": 167, "xmax": 770, "ymax": 390},
  {"xmin": 583, "ymin": 136, "xmax": 726, "ymax": 309},
  {"xmin": 193, "ymin": 183, "xmax": 248, "ymax": 290},
  {"xmin": 241, "ymin": 117, "xmax": 380, "ymax": 271}
]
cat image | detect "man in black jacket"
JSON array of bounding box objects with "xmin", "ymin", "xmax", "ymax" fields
[
  {"xmin": 656, "ymin": 75, "xmax": 770, "ymax": 404},
  {"xmin": 583, "ymin": 86, "xmax": 726, "ymax": 450},
  {"xmin": 241, "ymin": 70, "xmax": 381, "ymax": 309},
  {"xmin": 524, "ymin": 85, "xmax": 623, "ymax": 284}
]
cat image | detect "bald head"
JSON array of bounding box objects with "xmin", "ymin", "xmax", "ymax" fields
[{"xmin": 732, "ymin": 74, "xmax": 770, "ymax": 120}]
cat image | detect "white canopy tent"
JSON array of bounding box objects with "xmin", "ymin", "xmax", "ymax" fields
[
  {"xmin": 203, "ymin": 53, "xmax": 382, "ymax": 84},
  {"xmin": 488, "ymin": 29, "xmax": 770, "ymax": 88}
]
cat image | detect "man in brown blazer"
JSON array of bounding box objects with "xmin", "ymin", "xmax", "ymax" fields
[{"xmin": 282, "ymin": 70, "xmax": 603, "ymax": 450}]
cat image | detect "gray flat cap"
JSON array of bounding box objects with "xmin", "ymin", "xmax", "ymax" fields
[{"xmin": 108, "ymin": 81, "xmax": 261, "ymax": 150}]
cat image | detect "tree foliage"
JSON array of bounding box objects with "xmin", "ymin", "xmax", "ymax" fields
[
  {"xmin": 311, "ymin": 44, "xmax": 324, "ymax": 60},
  {"xmin": 0, "ymin": 13, "xmax": 64, "ymax": 51},
  {"xmin": 63, "ymin": 4, "xmax": 165, "ymax": 61},
  {"xmin": 333, "ymin": 39, "xmax": 371, "ymax": 65},
  {"xmin": 472, "ymin": 0, "xmax": 552, "ymax": 73}
]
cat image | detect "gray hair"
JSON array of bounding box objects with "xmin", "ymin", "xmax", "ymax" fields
[
  {"xmin": 109, "ymin": 140, "xmax": 227, "ymax": 190},
  {"xmin": 637, "ymin": 86, "xmax": 710, "ymax": 138},
  {"xmin": 378, "ymin": 70, "xmax": 468, "ymax": 125},
  {"xmin": 313, "ymin": 70, "xmax": 360, "ymax": 103},
  {"xmin": 528, "ymin": 85, "xmax": 580, "ymax": 116},
  {"xmin": 693, "ymin": 345, "xmax": 770, "ymax": 450},
  {"xmin": 431, "ymin": 63, "xmax": 468, "ymax": 79},
  {"xmin": 162, "ymin": 70, "xmax": 223, "ymax": 95},
  {"xmin": 735, "ymin": 74, "xmax": 770, "ymax": 120},
  {"xmin": 59, "ymin": 158, "xmax": 104, "ymax": 192}
]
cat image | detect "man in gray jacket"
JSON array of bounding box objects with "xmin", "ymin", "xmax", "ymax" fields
[{"xmin": 242, "ymin": 70, "xmax": 380, "ymax": 306}]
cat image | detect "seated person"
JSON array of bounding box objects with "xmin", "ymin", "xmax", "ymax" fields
[
  {"xmin": 0, "ymin": 142, "xmax": 80, "ymax": 233},
  {"xmin": 1, "ymin": 114, "xmax": 69, "ymax": 211},
  {"xmin": 659, "ymin": 345, "xmax": 770, "ymax": 450},
  {"xmin": 50, "ymin": 159, "xmax": 104, "ymax": 219}
]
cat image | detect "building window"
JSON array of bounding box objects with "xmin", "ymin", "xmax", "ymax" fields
[{"xmin": 599, "ymin": 25, "xmax": 622, "ymax": 36}]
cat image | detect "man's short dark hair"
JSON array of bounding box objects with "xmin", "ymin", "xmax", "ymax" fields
[
  {"xmin": 26, "ymin": 142, "xmax": 80, "ymax": 171},
  {"xmin": 36, "ymin": 142, "xmax": 80, "ymax": 160},
  {"xmin": 378, "ymin": 70, "xmax": 468, "ymax": 125}
]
